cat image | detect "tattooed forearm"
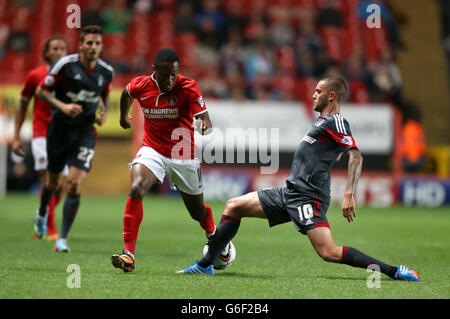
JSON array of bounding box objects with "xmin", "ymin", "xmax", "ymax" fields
[
  {"xmin": 345, "ymin": 149, "xmax": 363, "ymax": 194},
  {"xmin": 35, "ymin": 87, "xmax": 65, "ymax": 110}
]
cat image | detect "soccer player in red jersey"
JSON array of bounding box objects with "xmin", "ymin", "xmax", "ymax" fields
[
  {"xmin": 12, "ymin": 35, "xmax": 68, "ymax": 241},
  {"xmin": 111, "ymin": 48, "xmax": 218, "ymax": 272}
]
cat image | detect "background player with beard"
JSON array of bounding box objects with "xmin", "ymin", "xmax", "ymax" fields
[
  {"xmin": 34, "ymin": 25, "xmax": 114, "ymax": 252},
  {"xmin": 111, "ymin": 48, "xmax": 218, "ymax": 273},
  {"xmin": 177, "ymin": 75, "xmax": 420, "ymax": 282},
  {"xmin": 12, "ymin": 35, "xmax": 68, "ymax": 241}
]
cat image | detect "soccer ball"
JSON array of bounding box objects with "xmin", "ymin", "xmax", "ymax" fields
[{"xmin": 202, "ymin": 241, "xmax": 236, "ymax": 270}]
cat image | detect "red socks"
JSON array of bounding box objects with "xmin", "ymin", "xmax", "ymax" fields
[
  {"xmin": 123, "ymin": 197, "xmax": 143, "ymax": 255},
  {"xmin": 47, "ymin": 193, "xmax": 61, "ymax": 234},
  {"xmin": 200, "ymin": 204, "xmax": 216, "ymax": 236},
  {"xmin": 122, "ymin": 201, "xmax": 215, "ymax": 255}
]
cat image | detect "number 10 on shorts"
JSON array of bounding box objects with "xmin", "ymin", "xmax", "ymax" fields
[{"xmin": 297, "ymin": 204, "xmax": 314, "ymax": 221}]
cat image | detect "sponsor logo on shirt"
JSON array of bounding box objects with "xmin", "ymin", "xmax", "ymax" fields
[
  {"xmin": 142, "ymin": 107, "xmax": 179, "ymax": 119},
  {"xmin": 66, "ymin": 90, "xmax": 99, "ymax": 103}
]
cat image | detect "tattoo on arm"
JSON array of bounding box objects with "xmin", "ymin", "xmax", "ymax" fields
[
  {"xmin": 346, "ymin": 150, "xmax": 363, "ymax": 193},
  {"xmin": 37, "ymin": 88, "xmax": 65, "ymax": 110}
]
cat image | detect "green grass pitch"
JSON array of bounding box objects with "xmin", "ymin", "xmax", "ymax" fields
[{"xmin": 0, "ymin": 192, "xmax": 449, "ymax": 299}]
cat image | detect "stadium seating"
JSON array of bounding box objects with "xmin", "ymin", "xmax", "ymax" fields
[{"xmin": 0, "ymin": 0, "xmax": 396, "ymax": 104}]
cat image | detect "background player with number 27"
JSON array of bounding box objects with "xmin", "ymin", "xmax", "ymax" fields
[
  {"xmin": 111, "ymin": 48, "xmax": 220, "ymax": 272},
  {"xmin": 34, "ymin": 25, "xmax": 114, "ymax": 253}
]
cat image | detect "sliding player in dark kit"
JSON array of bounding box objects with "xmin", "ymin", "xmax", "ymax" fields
[{"xmin": 177, "ymin": 76, "xmax": 420, "ymax": 282}]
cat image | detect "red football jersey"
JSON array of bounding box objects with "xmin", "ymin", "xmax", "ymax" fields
[
  {"xmin": 126, "ymin": 74, "xmax": 208, "ymax": 159},
  {"xmin": 20, "ymin": 65, "xmax": 52, "ymax": 138}
]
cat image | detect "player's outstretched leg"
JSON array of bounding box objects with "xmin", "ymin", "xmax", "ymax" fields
[
  {"xmin": 307, "ymin": 227, "xmax": 420, "ymax": 281},
  {"xmin": 111, "ymin": 250, "xmax": 135, "ymax": 273}
]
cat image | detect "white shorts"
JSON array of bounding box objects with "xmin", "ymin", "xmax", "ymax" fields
[
  {"xmin": 31, "ymin": 137, "xmax": 69, "ymax": 176},
  {"xmin": 130, "ymin": 146, "xmax": 204, "ymax": 195}
]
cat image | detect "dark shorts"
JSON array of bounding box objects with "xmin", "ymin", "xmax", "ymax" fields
[
  {"xmin": 47, "ymin": 121, "xmax": 97, "ymax": 173},
  {"xmin": 257, "ymin": 187, "xmax": 330, "ymax": 235}
]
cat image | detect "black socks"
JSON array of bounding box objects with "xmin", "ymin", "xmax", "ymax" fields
[
  {"xmin": 38, "ymin": 187, "xmax": 54, "ymax": 217},
  {"xmin": 341, "ymin": 246, "xmax": 397, "ymax": 278},
  {"xmin": 198, "ymin": 215, "xmax": 241, "ymax": 268},
  {"xmin": 60, "ymin": 193, "xmax": 80, "ymax": 239}
]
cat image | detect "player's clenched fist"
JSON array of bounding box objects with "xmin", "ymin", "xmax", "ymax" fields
[
  {"xmin": 12, "ymin": 138, "xmax": 24, "ymax": 157},
  {"xmin": 120, "ymin": 115, "xmax": 132, "ymax": 129},
  {"xmin": 62, "ymin": 103, "xmax": 83, "ymax": 118},
  {"xmin": 95, "ymin": 111, "xmax": 107, "ymax": 126}
]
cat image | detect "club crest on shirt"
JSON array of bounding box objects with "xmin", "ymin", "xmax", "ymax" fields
[
  {"xmin": 44, "ymin": 75, "xmax": 55, "ymax": 86},
  {"xmin": 167, "ymin": 95, "xmax": 177, "ymax": 106}
]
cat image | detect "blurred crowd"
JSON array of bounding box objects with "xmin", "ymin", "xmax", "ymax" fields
[
  {"xmin": 82, "ymin": 0, "xmax": 408, "ymax": 106},
  {"xmin": 2, "ymin": 0, "xmax": 449, "ymax": 176},
  {"xmin": 0, "ymin": 0, "xmax": 448, "ymax": 108}
]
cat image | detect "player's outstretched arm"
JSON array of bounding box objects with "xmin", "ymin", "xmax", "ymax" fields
[
  {"xmin": 35, "ymin": 86, "xmax": 82, "ymax": 118},
  {"xmin": 119, "ymin": 88, "xmax": 134, "ymax": 129},
  {"xmin": 342, "ymin": 148, "xmax": 363, "ymax": 223},
  {"xmin": 12, "ymin": 99, "xmax": 29, "ymax": 157}
]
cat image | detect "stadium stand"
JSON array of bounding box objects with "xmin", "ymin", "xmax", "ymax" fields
[{"xmin": 0, "ymin": 0, "xmax": 403, "ymax": 107}]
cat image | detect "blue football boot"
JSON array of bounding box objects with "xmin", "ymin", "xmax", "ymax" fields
[
  {"xmin": 394, "ymin": 265, "xmax": 420, "ymax": 282},
  {"xmin": 176, "ymin": 261, "xmax": 214, "ymax": 275},
  {"xmin": 33, "ymin": 212, "xmax": 47, "ymax": 240}
]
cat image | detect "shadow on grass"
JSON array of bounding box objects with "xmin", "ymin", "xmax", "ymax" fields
[
  {"xmin": 212, "ymin": 272, "xmax": 277, "ymax": 280},
  {"xmin": 320, "ymin": 275, "xmax": 393, "ymax": 282}
]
